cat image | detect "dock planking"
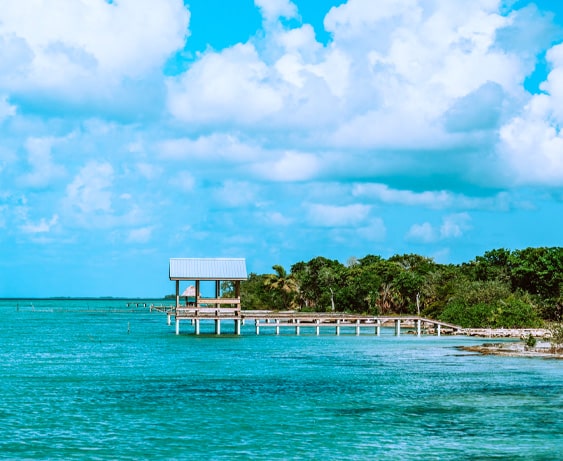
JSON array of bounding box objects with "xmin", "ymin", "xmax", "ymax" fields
[{"xmin": 149, "ymin": 305, "xmax": 462, "ymax": 337}]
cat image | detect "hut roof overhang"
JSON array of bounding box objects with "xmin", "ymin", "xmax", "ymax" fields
[{"xmin": 169, "ymin": 258, "xmax": 248, "ymax": 281}]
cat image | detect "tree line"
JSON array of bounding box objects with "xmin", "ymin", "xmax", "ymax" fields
[{"xmin": 239, "ymin": 247, "xmax": 563, "ymax": 328}]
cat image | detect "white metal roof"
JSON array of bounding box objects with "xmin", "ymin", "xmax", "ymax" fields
[{"xmin": 169, "ymin": 258, "xmax": 248, "ymax": 281}]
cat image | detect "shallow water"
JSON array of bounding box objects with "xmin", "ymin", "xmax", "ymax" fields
[{"xmin": 1, "ymin": 299, "xmax": 561, "ymax": 460}]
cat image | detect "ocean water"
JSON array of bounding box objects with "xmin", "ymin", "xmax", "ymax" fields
[{"xmin": 0, "ymin": 299, "xmax": 561, "ymax": 460}]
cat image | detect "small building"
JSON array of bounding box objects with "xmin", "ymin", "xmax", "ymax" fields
[{"xmin": 169, "ymin": 257, "xmax": 248, "ymax": 334}]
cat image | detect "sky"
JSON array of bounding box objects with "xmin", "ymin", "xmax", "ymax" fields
[{"xmin": 1, "ymin": 0, "xmax": 562, "ymax": 297}]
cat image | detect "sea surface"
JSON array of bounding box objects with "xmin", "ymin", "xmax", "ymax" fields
[{"xmin": 0, "ymin": 299, "xmax": 561, "ymax": 460}]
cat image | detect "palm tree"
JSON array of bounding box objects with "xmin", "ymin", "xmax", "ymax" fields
[{"xmin": 264, "ymin": 265, "xmax": 300, "ymax": 310}]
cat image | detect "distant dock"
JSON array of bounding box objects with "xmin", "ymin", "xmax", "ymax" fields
[{"xmin": 149, "ymin": 305, "xmax": 462, "ymax": 336}]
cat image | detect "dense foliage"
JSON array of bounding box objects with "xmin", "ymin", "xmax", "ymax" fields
[{"xmin": 240, "ymin": 247, "xmax": 563, "ymax": 328}]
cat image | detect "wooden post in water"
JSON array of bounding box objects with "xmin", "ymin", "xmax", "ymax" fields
[
  {"xmin": 275, "ymin": 319, "xmax": 280, "ymax": 335},
  {"xmin": 194, "ymin": 319, "xmax": 200, "ymax": 335},
  {"xmin": 436, "ymin": 323, "xmax": 441, "ymax": 337},
  {"xmin": 167, "ymin": 313, "xmax": 171, "ymax": 326},
  {"xmin": 315, "ymin": 320, "xmax": 320, "ymax": 336},
  {"xmin": 175, "ymin": 318, "xmax": 180, "ymax": 335},
  {"xmin": 395, "ymin": 319, "xmax": 401, "ymax": 336},
  {"xmin": 295, "ymin": 319, "xmax": 300, "ymax": 336},
  {"xmin": 375, "ymin": 319, "xmax": 381, "ymax": 336},
  {"xmin": 336, "ymin": 319, "xmax": 341, "ymax": 336},
  {"xmin": 255, "ymin": 319, "xmax": 260, "ymax": 335},
  {"xmin": 416, "ymin": 319, "xmax": 421, "ymax": 337},
  {"xmin": 355, "ymin": 319, "xmax": 361, "ymax": 336},
  {"xmin": 215, "ymin": 319, "xmax": 221, "ymax": 335},
  {"xmin": 234, "ymin": 319, "xmax": 241, "ymax": 335}
]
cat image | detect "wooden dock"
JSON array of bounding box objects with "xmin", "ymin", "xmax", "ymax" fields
[{"xmin": 149, "ymin": 305, "xmax": 462, "ymax": 337}]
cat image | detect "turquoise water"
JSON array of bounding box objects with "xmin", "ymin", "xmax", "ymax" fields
[{"xmin": 1, "ymin": 299, "xmax": 561, "ymax": 460}]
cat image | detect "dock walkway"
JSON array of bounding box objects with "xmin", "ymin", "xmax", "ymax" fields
[{"xmin": 149, "ymin": 305, "xmax": 462, "ymax": 337}]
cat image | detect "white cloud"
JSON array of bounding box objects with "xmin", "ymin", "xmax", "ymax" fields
[
  {"xmin": 65, "ymin": 161, "xmax": 114, "ymax": 214},
  {"xmin": 157, "ymin": 134, "xmax": 260, "ymax": 162},
  {"xmin": 126, "ymin": 226, "xmax": 154, "ymax": 244},
  {"xmin": 406, "ymin": 213, "xmax": 471, "ymax": 242},
  {"xmin": 167, "ymin": 43, "xmax": 283, "ymax": 125},
  {"xmin": 135, "ymin": 163, "xmax": 163, "ymax": 181},
  {"xmin": 20, "ymin": 214, "xmax": 59, "ymax": 234},
  {"xmin": 252, "ymin": 151, "xmax": 320, "ymax": 181},
  {"xmin": 406, "ymin": 222, "xmax": 436, "ymax": 243},
  {"xmin": 352, "ymin": 183, "xmax": 512, "ymax": 211},
  {"xmin": 357, "ymin": 217, "xmax": 386, "ymax": 241},
  {"xmin": 306, "ymin": 203, "xmax": 371, "ymax": 227},
  {"xmin": 354, "ymin": 184, "xmax": 452, "ymax": 208},
  {"xmin": 261, "ymin": 211, "xmax": 293, "ymax": 226},
  {"xmin": 498, "ymin": 43, "xmax": 563, "ymax": 186},
  {"xmin": 255, "ymin": 0, "xmax": 298, "ymax": 23},
  {"xmin": 213, "ymin": 181, "xmax": 258, "ymax": 207},
  {"xmin": 0, "ymin": 95, "xmax": 16, "ymax": 121},
  {"xmin": 169, "ymin": 171, "xmax": 196, "ymax": 192},
  {"xmin": 18, "ymin": 137, "xmax": 66, "ymax": 188},
  {"xmin": 0, "ymin": 0, "xmax": 188, "ymax": 94},
  {"xmin": 440, "ymin": 212, "xmax": 471, "ymax": 238}
]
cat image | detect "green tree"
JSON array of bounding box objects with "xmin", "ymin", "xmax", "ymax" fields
[{"xmin": 264, "ymin": 265, "xmax": 299, "ymax": 311}]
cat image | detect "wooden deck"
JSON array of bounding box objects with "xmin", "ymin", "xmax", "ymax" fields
[{"xmin": 149, "ymin": 305, "xmax": 462, "ymax": 336}]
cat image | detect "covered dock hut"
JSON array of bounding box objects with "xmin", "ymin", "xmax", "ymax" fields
[{"xmin": 169, "ymin": 258, "xmax": 248, "ymax": 334}]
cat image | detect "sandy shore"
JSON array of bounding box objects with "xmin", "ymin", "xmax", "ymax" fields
[
  {"xmin": 459, "ymin": 341, "xmax": 563, "ymax": 359},
  {"xmin": 461, "ymin": 327, "xmax": 551, "ymax": 338}
]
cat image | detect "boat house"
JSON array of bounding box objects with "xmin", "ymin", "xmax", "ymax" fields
[{"xmin": 169, "ymin": 258, "xmax": 248, "ymax": 334}]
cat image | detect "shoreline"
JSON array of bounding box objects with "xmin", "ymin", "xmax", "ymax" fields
[
  {"xmin": 460, "ymin": 327, "xmax": 551, "ymax": 338},
  {"xmin": 458, "ymin": 341, "xmax": 563, "ymax": 359}
]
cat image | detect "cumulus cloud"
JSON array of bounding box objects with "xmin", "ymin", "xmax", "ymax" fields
[
  {"xmin": 255, "ymin": 0, "xmax": 298, "ymax": 23},
  {"xmin": 0, "ymin": 0, "xmax": 188, "ymax": 95},
  {"xmin": 440, "ymin": 213, "xmax": 472, "ymax": 238},
  {"xmin": 20, "ymin": 214, "xmax": 59, "ymax": 234},
  {"xmin": 356, "ymin": 217, "xmax": 386, "ymax": 241},
  {"xmin": 169, "ymin": 171, "xmax": 196, "ymax": 192},
  {"xmin": 353, "ymin": 183, "xmax": 512, "ymax": 211},
  {"xmin": 157, "ymin": 134, "xmax": 260, "ymax": 162},
  {"xmin": 306, "ymin": 203, "xmax": 371, "ymax": 227},
  {"xmin": 260, "ymin": 211, "xmax": 293, "ymax": 226},
  {"xmin": 498, "ymin": 43, "xmax": 563, "ymax": 186},
  {"xmin": 406, "ymin": 213, "xmax": 471, "ymax": 242},
  {"xmin": 0, "ymin": 95, "xmax": 16, "ymax": 122},
  {"xmin": 252, "ymin": 151, "xmax": 320, "ymax": 181},
  {"xmin": 167, "ymin": 43, "xmax": 283, "ymax": 125},
  {"xmin": 18, "ymin": 137, "xmax": 66, "ymax": 188},
  {"xmin": 65, "ymin": 161, "xmax": 114, "ymax": 214},
  {"xmin": 213, "ymin": 181, "xmax": 259, "ymax": 207},
  {"xmin": 163, "ymin": 0, "xmax": 549, "ymax": 193},
  {"xmin": 126, "ymin": 226, "xmax": 154, "ymax": 244},
  {"xmin": 406, "ymin": 222, "xmax": 436, "ymax": 243}
]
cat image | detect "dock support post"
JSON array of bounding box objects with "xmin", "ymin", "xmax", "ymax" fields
[
  {"xmin": 295, "ymin": 319, "xmax": 300, "ymax": 336},
  {"xmin": 275, "ymin": 319, "xmax": 280, "ymax": 335},
  {"xmin": 175, "ymin": 318, "xmax": 180, "ymax": 335},
  {"xmin": 315, "ymin": 320, "xmax": 320, "ymax": 336},
  {"xmin": 355, "ymin": 319, "xmax": 361, "ymax": 336},
  {"xmin": 167, "ymin": 313, "xmax": 171, "ymax": 326},
  {"xmin": 215, "ymin": 319, "xmax": 221, "ymax": 335},
  {"xmin": 336, "ymin": 319, "xmax": 341, "ymax": 336},
  {"xmin": 436, "ymin": 324, "xmax": 441, "ymax": 337},
  {"xmin": 416, "ymin": 319, "xmax": 421, "ymax": 337},
  {"xmin": 195, "ymin": 319, "xmax": 200, "ymax": 335},
  {"xmin": 235, "ymin": 319, "xmax": 241, "ymax": 335},
  {"xmin": 255, "ymin": 319, "xmax": 260, "ymax": 335},
  {"xmin": 395, "ymin": 319, "xmax": 401, "ymax": 336},
  {"xmin": 375, "ymin": 319, "xmax": 381, "ymax": 336}
]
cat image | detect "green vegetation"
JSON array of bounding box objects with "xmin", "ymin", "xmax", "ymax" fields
[{"xmin": 241, "ymin": 247, "xmax": 563, "ymax": 328}]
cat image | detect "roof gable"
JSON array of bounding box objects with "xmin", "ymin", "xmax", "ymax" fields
[{"xmin": 169, "ymin": 258, "xmax": 247, "ymax": 281}]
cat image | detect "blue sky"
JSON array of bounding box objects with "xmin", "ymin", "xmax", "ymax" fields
[{"xmin": 1, "ymin": 0, "xmax": 562, "ymax": 297}]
